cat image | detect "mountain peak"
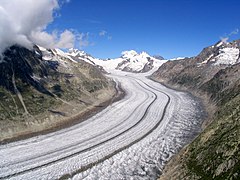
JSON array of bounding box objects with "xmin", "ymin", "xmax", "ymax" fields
[
  {"xmin": 121, "ymin": 50, "xmax": 151, "ymax": 59},
  {"xmin": 139, "ymin": 51, "xmax": 150, "ymax": 58},
  {"xmin": 197, "ymin": 39, "xmax": 240, "ymax": 66},
  {"xmin": 121, "ymin": 50, "xmax": 138, "ymax": 59},
  {"xmin": 67, "ymin": 48, "xmax": 86, "ymax": 57},
  {"xmin": 35, "ymin": 47, "xmax": 166, "ymax": 73},
  {"xmin": 68, "ymin": 48, "xmax": 82, "ymax": 54},
  {"xmin": 214, "ymin": 40, "xmax": 227, "ymax": 48}
]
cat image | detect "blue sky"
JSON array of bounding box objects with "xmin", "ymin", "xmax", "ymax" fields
[{"xmin": 49, "ymin": 0, "xmax": 240, "ymax": 59}]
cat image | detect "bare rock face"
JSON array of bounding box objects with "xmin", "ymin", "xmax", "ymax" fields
[
  {"xmin": 140, "ymin": 58, "xmax": 154, "ymax": 73},
  {"xmin": 0, "ymin": 45, "xmax": 51, "ymax": 95},
  {"xmin": 153, "ymin": 39, "xmax": 240, "ymax": 180}
]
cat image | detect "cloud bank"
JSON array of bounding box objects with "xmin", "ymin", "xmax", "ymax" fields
[{"xmin": 0, "ymin": 0, "xmax": 75, "ymax": 55}]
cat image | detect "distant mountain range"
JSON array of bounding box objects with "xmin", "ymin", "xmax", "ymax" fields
[{"xmin": 66, "ymin": 49, "xmax": 167, "ymax": 73}]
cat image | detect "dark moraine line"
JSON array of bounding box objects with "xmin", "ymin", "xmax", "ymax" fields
[
  {"xmin": 0, "ymin": 77, "xmax": 170, "ymax": 180},
  {"xmin": 1, "ymin": 79, "xmax": 150, "ymax": 169},
  {"xmin": 59, "ymin": 78, "xmax": 171, "ymax": 179}
]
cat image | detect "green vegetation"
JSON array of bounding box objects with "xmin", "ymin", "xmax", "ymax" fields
[{"xmin": 184, "ymin": 94, "xmax": 240, "ymax": 179}]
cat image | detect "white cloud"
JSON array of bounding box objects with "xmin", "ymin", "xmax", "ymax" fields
[
  {"xmin": 220, "ymin": 28, "xmax": 239, "ymax": 43},
  {"xmin": 229, "ymin": 28, "xmax": 239, "ymax": 36},
  {"xmin": 78, "ymin": 32, "xmax": 93, "ymax": 49},
  {"xmin": 59, "ymin": 0, "xmax": 71, "ymax": 6},
  {"xmin": 99, "ymin": 30, "xmax": 112, "ymax": 40},
  {"xmin": 0, "ymin": 0, "xmax": 75, "ymax": 55},
  {"xmin": 220, "ymin": 37, "xmax": 229, "ymax": 43},
  {"xmin": 30, "ymin": 31, "xmax": 57, "ymax": 48},
  {"xmin": 56, "ymin": 30, "xmax": 75, "ymax": 48},
  {"xmin": 99, "ymin": 30, "xmax": 107, "ymax": 36}
]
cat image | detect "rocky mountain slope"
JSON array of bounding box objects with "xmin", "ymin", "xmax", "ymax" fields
[
  {"xmin": 151, "ymin": 39, "xmax": 240, "ymax": 179},
  {"xmin": 67, "ymin": 49, "xmax": 166, "ymax": 73},
  {"xmin": 0, "ymin": 45, "xmax": 116, "ymax": 142}
]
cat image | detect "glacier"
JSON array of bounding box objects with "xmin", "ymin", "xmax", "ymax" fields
[{"xmin": 0, "ymin": 70, "xmax": 204, "ymax": 180}]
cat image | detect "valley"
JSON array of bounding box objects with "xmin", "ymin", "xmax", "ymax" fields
[
  {"xmin": 1, "ymin": 1, "xmax": 240, "ymax": 179},
  {"xmin": 0, "ymin": 39, "xmax": 239, "ymax": 180},
  {"xmin": 0, "ymin": 40, "xmax": 239, "ymax": 179},
  {"xmin": 0, "ymin": 69, "xmax": 204, "ymax": 179}
]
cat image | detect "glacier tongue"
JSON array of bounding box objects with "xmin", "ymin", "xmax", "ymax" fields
[
  {"xmin": 72, "ymin": 73, "xmax": 204, "ymax": 180},
  {"xmin": 0, "ymin": 46, "xmax": 205, "ymax": 180},
  {"xmin": 0, "ymin": 70, "xmax": 204, "ymax": 180}
]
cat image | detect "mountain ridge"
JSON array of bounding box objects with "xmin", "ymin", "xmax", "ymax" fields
[
  {"xmin": 151, "ymin": 39, "xmax": 240, "ymax": 179},
  {"xmin": 0, "ymin": 44, "xmax": 116, "ymax": 142},
  {"xmin": 66, "ymin": 48, "xmax": 166, "ymax": 73}
]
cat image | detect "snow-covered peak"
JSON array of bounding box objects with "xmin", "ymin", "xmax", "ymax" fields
[
  {"xmin": 113, "ymin": 50, "xmax": 166, "ymax": 72},
  {"xmin": 198, "ymin": 41, "xmax": 240, "ymax": 66},
  {"xmin": 67, "ymin": 48, "xmax": 86, "ymax": 57},
  {"xmin": 36, "ymin": 45, "xmax": 78, "ymax": 65},
  {"xmin": 139, "ymin": 51, "xmax": 151, "ymax": 58},
  {"xmin": 121, "ymin": 50, "xmax": 151, "ymax": 60},
  {"xmin": 121, "ymin": 50, "xmax": 138, "ymax": 59},
  {"xmin": 37, "ymin": 45, "xmax": 47, "ymax": 52},
  {"xmin": 216, "ymin": 41, "xmax": 224, "ymax": 47},
  {"xmin": 36, "ymin": 45, "xmax": 166, "ymax": 73},
  {"xmin": 53, "ymin": 48, "xmax": 67, "ymax": 57},
  {"xmin": 68, "ymin": 48, "xmax": 80, "ymax": 54}
]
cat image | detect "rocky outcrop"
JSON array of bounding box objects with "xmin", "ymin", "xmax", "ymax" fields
[{"xmin": 151, "ymin": 39, "xmax": 240, "ymax": 179}]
